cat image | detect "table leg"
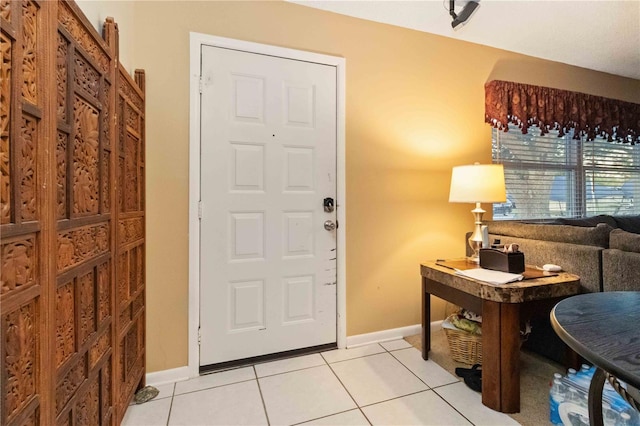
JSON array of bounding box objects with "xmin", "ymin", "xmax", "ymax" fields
[
  {"xmin": 482, "ymin": 300, "xmax": 521, "ymax": 413},
  {"xmin": 564, "ymin": 346, "xmax": 582, "ymax": 371},
  {"xmin": 422, "ymin": 278, "xmax": 431, "ymax": 360},
  {"xmin": 588, "ymin": 368, "xmax": 606, "ymax": 426}
]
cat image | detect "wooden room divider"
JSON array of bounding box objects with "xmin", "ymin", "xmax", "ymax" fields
[{"xmin": 1, "ymin": 1, "xmax": 146, "ymax": 424}]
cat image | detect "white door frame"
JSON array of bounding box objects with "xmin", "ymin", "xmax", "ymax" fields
[{"xmin": 188, "ymin": 32, "xmax": 347, "ymax": 378}]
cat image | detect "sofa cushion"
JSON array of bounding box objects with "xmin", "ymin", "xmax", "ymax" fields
[
  {"xmin": 613, "ymin": 215, "xmax": 640, "ymax": 234},
  {"xmin": 555, "ymin": 215, "xmax": 618, "ymax": 229},
  {"xmin": 609, "ymin": 229, "xmax": 640, "ymax": 253},
  {"xmin": 487, "ymin": 221, "xmax": 613, "ymax": 248}
]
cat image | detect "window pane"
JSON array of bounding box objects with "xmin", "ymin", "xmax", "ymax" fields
[
  {"xmin": 584, "ymin": 137, "xmax": 640, "ymax": 216},
  {"xmin": 585, "ymin": 170, "xmax": 640, "ymax": 216},
  {"xmin": 493, "ymin": 124, "xmax": 578, "ymax": 220},
  {"xmin": 496, "ymin": 170, "xmax": 577, "ymax": 219},
  {"xmin": 493, "ymin": 125, "xmax": 577, "ymax": 166},
  {"xmin": 492, "ymin": 125, "xmax": 640, "ymax": 220},
  {"xmin": 584, "ymin": 137, "xmax": 637, "ymax": 170}
]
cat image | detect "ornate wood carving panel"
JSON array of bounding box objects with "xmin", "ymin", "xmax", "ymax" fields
[
  {"xmin": 19, "ymin": 114, "xmax": 37, "ymax": 222},
  {"xmin": 56, "ymin": 222, "xmax": 109, "ymax": 272},
  {"xmin": 2, "ymin": 2, "xmax": 144, "ymax": 425},
  {"xmin": 1, "ymin": 235, "xmax": 36, "ymax": 295},
  {"xmin": 21, "ymin": 0, "xmax": 38, "ymax": 105},
  {"xmin": 115, "ymin": 65, "xmax": 146, "ymax": 423},
  {"xmin": 56, "ymin": 131, "xmax": 67, "ymax": 219},
  {"xmin": 1, "ymin": 0, "xmax": 11, "ymax": 21},
  {"xmin": 71, "ymin": 96, "xmax": 100, "ymax": 216},
  {"xmin": 1, "ymin": 1, "xmax": 44, "ymax": 425},
  {"xmin": 53, "ymin": 2, "xmax": 116, "ymax": 425},
  {"xmin": 55, "ymin": 282, "xmax": 74, "ymax": 368},
  {"xmin": 55, "ymin": 354, "xmax": 85, "ymax": 413},
  {"xmin": 56, "ymin": 33, "xmax": 67, "ymax": 120},
  {"xmin": 1, "ymin": 31, "xmax": 11, "ymax": 224},
  {"xmin": 3, "ymin": 299, "xmax": 39, "ymax": 424},
  {"xmin": 57, "ymin": 1, "xmax": 109, "ymax": 74}
]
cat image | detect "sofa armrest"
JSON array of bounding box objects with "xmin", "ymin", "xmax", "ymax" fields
[{"xmin": 602, "ymin": 249, "xmax": 640, "ymax": 292}]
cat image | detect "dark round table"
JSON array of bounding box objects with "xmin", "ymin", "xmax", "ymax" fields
[{"xmin": 551, "ymin": 291, "xmax": 640, "ymax": 426}]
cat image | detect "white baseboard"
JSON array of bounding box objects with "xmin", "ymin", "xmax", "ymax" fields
[
  {"xmin": 147, "ymin": 322, "xmax": 444, "ymax": 383},
  {"xmin": 430, "ymin": 320, "xmax": 443, "ymax": 334},
  {"xmin": 146, "ymin": 366, "xmax": 191, "ymax": 386},
  {"xmin": 346, "ymin": 322, "xmax": 442, "ymax": 348}
]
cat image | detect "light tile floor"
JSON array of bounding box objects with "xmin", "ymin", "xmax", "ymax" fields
[{"xmin": 122, "ymin": 340, "xmax": 520, "ymax": 426}]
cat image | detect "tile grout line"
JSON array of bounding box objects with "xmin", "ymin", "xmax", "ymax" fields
[
  {"xmin": 431, "ymin": 385, "xmax": 477, "ymax": 425},
  {"xmin": 387, "ymin": 346, "xmax": 461, "ymax": 389},
  {"xmin": 253, "ymin": 365, "xmax": 272, "ymax": 426},
  {"xmin": 386, "ymin": 345, "xmax": 477, "ymax": 425},
  {"xmin": 262, "ymin": 353, "xmax": 370, "ymax": 426},
  {"xmin": 387, "ymin": 347, "xmax": 438, "ymax": 390},
  {"xmin": 256, "ymin": 362, "xmax": 328, "ymax": 379},
  {"xmin": 325, "ymin": 354, "xmax": 373, "ymax": 425},
  {"xmin": 289, "ymin": 408, "xmax": 371, "ymax": 426},
  {"xmin": 357, "ymin": 388, "xmax": 434, "ymax": 409},
  {"xmin": 165, "ymin": 383, "xmax": 176, "ymax": 426},
  {"xmin": 174, "ymin": 377, "xmax": 257, "ymax": 397},
  {"xmin": 368, "ymin": 344, "xmax": 475, "ymax": 424},
  {"xmin": 325, "ymin": 343, "xmax": 441, "ymax": 417},
  {"xmin": 320, "ymin": 346, "xmax": 387, "ymax": 365}
]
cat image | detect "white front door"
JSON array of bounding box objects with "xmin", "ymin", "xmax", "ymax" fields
[{"xmin": 199, "ymin": 45, "xmax": 338, "ymax": 366}]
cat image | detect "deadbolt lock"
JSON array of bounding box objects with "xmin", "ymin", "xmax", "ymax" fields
[{"xmin": 323, "ymin": 197, "xmax": 335, "ymax": 213}]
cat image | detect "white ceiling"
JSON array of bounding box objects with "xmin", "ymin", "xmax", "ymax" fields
[{"xmin": 289, "ymin": 0, "xmax": 640, "ymax": 80}]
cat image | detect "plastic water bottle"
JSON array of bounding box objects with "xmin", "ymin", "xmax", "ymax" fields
[
  {"xmin": 620, "ymin": 412, "xmax": 633, "ymax": 426},
  {"xmin": 602, "ymin": 402, "xmax": 619, "ymax": 426},
  {"xmin": 577, "ymin": 414, "xmax": 589, "ymax": 425},
  {"xmin": 549, "ymin": 378, "xmax": 564, "ymax": 424},
  {"xmin": 567, "ymin": 387, "xmax": 581, "ymax": 404},
  {"xmin": 569, "ymin": 369, "xmax": 591, "ymax": 391}
]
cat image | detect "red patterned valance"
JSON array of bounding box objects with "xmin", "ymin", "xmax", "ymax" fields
[{"xmin": 485, "ymin": 80, "xmax": 640, "ymax": 144}]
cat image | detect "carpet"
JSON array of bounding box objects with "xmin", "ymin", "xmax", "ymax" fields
[{"xmin": 404, "ymin": 328, "xmax": 564, "ymax": 426}]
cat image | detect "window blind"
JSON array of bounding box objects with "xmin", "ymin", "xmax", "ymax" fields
[{"xmin": 492, "ymin": 124, "xmax": 640, "ymax": 220}]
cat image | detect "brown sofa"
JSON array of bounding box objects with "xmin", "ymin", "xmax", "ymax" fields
[
  {"xmin": 482, "ymin": 215, "xmax": 640, "ymax": 293},
  {"xmin": 467, "ymin": 215, "xmax": 640, "ymax": 362}
]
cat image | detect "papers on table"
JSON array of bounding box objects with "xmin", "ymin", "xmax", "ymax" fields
[{"xmin": 455, "ymin": 268, "xmax": 524, "ymax": 285}]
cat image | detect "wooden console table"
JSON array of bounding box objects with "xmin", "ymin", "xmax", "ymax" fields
[
  {"xmin": 551, "ymin": 292, "xmax": 640, "ymax": 426},
  {"xmin": 421, "ymin": 259, "xmax": 581, "ymax": 413}
]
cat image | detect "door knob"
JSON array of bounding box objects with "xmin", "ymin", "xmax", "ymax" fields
[{"xmin": 324, "ymin": 220, "xmax": 336, "ymax": 231}]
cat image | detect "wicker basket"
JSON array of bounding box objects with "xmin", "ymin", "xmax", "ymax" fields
[{"xmin": 443, "ymin": 326, "xmax": 483, "ymax": 365}]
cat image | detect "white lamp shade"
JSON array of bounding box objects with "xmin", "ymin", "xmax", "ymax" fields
[{"xmin": 449, "ymin": 164, "xmax": 507, "ymax": 203}]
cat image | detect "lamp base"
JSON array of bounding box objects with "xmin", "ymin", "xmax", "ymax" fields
[{"xmin": 467, "ymin": 203, "xmax": 486, "ymax": 260}]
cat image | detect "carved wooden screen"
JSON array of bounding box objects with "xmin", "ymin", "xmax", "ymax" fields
[
  {"xmin": 53, "ymin": 3, "xmax": 116, "ymax": 425},
  {"xmin": 0, "ymin": 1, "xmax": 146, "ymax": 425},
  {"xmin": 114, "ymin": 65, "xmax": 146, "ymax": 423},
  {"xmin": 0, "ymin": 1, "xmax": 48, "ymax": 424}
]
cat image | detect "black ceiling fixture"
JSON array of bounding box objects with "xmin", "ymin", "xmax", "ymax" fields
[{"xmin": 449, "ymin": 0, "xmax": 480, "ymax": 29}]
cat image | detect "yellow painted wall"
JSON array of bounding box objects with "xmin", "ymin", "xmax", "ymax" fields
[
  {"xmin": 76, "ymin": 0, "xmax": 136, "ymax": 72},
  {"xmin": 77, "ymin": 0, "xmax": 640, "ymax": 373}
]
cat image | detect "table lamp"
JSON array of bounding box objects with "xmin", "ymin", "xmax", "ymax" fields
[{"xmin": 449, "ymin": 163, "xmax": 506, "ymax": 262}]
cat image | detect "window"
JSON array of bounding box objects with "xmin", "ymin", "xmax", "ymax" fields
[{"xmin": 492, "ymin": 124, "xmax": 640, "ymax": 220}]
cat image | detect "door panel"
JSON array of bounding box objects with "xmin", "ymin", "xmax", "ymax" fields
[{"xmin": 199, "ymin": 46, "xmax": 337, "ymax": 366}]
